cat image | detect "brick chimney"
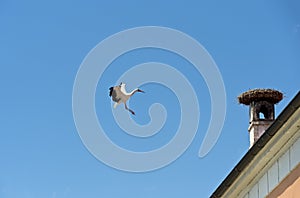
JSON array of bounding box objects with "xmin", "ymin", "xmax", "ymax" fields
[{"xmin": 238, "ymin": 89, "xmax": 283, "ymax": 148}]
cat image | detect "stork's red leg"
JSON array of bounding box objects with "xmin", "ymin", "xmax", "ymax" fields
[{"xmin": 124, "ymin": 103, "xmax": 135, "ymax": 115}]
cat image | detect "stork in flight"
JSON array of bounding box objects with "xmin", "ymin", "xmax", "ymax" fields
[{"xmin": 109, "ymin": 82, "xmax": 145, "ymax": 115}]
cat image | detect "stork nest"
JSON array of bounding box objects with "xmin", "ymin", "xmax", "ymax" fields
[{"xmin": 238, "ymin": 89, "xmax": 283, "ymax": 105}]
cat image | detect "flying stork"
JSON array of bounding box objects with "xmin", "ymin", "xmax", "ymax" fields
[{"xmin": 109, "ymin": 82, "xmax": 145, "ymax": 115}]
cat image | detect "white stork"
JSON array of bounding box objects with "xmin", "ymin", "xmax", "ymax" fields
[{"xmin": 109, "ymin": 82, "xmax": 145, "ymax": 115}]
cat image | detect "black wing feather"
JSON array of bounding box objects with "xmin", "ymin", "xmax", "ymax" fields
[{"xmin": 109, "ymin": 87, "xmax": 113, "ymax": 97}]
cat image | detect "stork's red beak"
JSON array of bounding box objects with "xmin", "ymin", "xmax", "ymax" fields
[{"xmin": 138, "ymin": 89, "xmax": 145, "ymax": 93}]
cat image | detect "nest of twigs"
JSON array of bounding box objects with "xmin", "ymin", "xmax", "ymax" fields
[{"xmin": 238, "ymin": 89, "xmax": 283, "ymax": 105}]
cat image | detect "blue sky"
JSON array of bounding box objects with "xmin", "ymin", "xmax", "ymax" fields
[{"xmin": 1, "ymin": 0, "xmax": 300, "ymax": 198}]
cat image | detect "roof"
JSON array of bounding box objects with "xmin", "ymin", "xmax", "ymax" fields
[{"xmin": 210, "ymin": 91, "xmax": 300, "ymax": 198}]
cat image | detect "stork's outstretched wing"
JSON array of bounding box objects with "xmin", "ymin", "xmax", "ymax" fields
[{"xmin": 109, "ymin": 86, "xmax": 121, "ymax": 103}]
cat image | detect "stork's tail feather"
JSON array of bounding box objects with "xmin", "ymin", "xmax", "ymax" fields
[{"xmin": 109, "ymin": 87, "xmax": 113, "ymax": 97}]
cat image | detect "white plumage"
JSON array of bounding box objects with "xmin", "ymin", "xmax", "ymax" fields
[{"xmin": 109, "ymin": 82, "xmax": 144, "ymax": 115}]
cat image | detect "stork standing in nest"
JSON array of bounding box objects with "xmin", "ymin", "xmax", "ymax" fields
[{"xmin": 109, "ymin": 82, "xmax": 144, "ymax": 115}]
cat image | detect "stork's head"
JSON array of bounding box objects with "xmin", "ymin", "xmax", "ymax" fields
[{"xmin": 119, "ymin": 82, "xmax": 126, "ymax": 87}]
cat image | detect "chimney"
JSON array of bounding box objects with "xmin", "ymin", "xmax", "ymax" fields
[{"xmin": 238, "ymin": 89, "xmax": 283, "ymax": 148}]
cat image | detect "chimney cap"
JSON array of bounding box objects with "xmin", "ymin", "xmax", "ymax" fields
[{"xmin": 238, "ymin": 88, "xmax": 283, "ymax": 105}]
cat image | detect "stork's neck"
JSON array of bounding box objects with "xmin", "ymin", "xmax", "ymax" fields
[
  {"xmin": 129, "ymin": 88, "xmax": 139, "ymax": 96},
  {"xmin": 120, "ymin": 84, "xmax": 139, "ymax": 96}
]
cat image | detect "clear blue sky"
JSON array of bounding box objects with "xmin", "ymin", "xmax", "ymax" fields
[{"xmin": 1, "ymin": 1, "xmax": 300, "ymax": 198}]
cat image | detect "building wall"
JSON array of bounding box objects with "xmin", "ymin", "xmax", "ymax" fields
[
  {"xmin": 242, "ymin": 135, "xmax": 300, "ymax": 198},
  {"xmin": 267, "ymin": 163, "xmax": 300, "ymax": 198}
]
